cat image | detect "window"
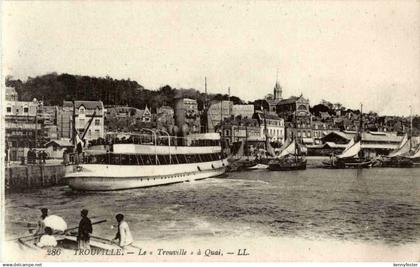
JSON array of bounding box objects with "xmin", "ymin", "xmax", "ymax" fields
[
  {"xmin": 95, "ymin": 119, "xmax": 100, "ymax": 125},
  {"xmin": 79, "ymin": 107, "xmax": 85, "ymax": 114},
  {"xmin": 6, "ymin": 107, "xmax": 11, "ymax": 113},
  {"xmin": 95, "ymin": 129, "xmax": 100, "ymax": 137},
  {"xmin": 23, "ymin": 107, "xmax": 29, "ymax": 113}
]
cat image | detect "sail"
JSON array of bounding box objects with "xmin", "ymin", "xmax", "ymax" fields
[
  {"xmin": 388, "ymin": 134, "xmax": 410, "ymax": 158},
  {"xmin": 278, "ymin": 139, "xmax": 296, "ymax": 157},
  {"xmin": 341, "ymin": 138, "xmax": 355, "ymax": 155},
  {"xmin": 276, "ymin": 138, "xmax": 291, "ymax": 155},
  {"xmin": 408, "ymin": 145, "xmax": 420, "ymax": 159},
  {"xmin": 266, "ymin": 141, "xmax": 276, "ymax": 157},
  {"xmin": 337, "ymin": 141, "xmax": 361, "ymax": 158},
  {"xmin": 235, "ymin": 139, "xmax": 245, "ymax": 158}
]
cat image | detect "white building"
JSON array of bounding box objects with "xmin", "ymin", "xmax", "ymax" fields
[
  {"xmin": 63, "ymin": 101, "xmax": 106, "ymax": 141},
  {"xmin": 253, "ymin": 111, "xmax": 285, "ymax": 144}
]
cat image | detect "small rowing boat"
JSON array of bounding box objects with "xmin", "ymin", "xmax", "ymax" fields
[{"xmin": 17, "ymin": 233, "xmax": 124, "ymax": 252}]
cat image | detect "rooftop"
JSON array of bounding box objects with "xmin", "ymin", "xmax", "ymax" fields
[{"xmin": 63, "ymin": 100, "xmax": 104, "ymax": 110}]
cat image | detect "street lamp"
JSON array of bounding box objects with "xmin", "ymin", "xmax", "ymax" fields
[
  {"xmin": 156, "ymin": 129, "xmax": 171, "ymax": 164},
  {"xmin": 140, "ymin": 128, "xmax": 157, "ymax": 163}
]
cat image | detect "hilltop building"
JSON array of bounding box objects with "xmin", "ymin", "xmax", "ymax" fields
[
  {"xmin": 207, "ymin": 100, "xmax": 232, "ymax": 133},
  {"xmin": 266, "ymin": 80, "xmax": 283, "ymax": 113},
  {"xmin": 232, "ymin": 104, "xmax": 255, "ymax": 119},
  {"xmin": 174, "ymin": 98, "xmax": 201, "ymax": 135}
]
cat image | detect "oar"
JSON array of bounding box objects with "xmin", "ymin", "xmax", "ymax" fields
[
  {"xmin": 64, "ymin": 219, "xmax": 107, "ymax": 234},
  {"xmin": 7, "ymin": 219, "xmax": 107, "ymax": 242}
]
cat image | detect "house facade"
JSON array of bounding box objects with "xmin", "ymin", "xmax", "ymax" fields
[
  {"xmin": 4, "ymin": 95, "xmax": 43, "ymax": 161},
  {"xmin": 207, "ymin": 100, "xmax": 232, "ymax": 133},
  {"xmin": 253, "ymin": 111, "xmax": 285, "ymax": 144},
  {"xmin": 62, "ymin": 100, "xmax": 105, "ymax": 141}
]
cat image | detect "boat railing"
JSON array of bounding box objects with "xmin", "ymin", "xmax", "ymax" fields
[
  {"xmin": 65, "ymin": 151, "xmax": 226, "ymax": 166},
  {"xmin": 89, "ymin": 132, "xmax": 221, "ymax": 147}
]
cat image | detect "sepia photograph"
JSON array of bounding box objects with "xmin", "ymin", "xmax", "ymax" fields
[{"xmin": 1, "ymin": 0, "xmax": 419, "ymax": 264}]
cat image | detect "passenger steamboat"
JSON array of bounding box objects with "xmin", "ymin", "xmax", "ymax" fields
[{"xmin": 65, "ymin": 132, "xmax": 229, "ymax": 191}]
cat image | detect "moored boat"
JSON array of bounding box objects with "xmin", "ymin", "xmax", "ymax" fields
[
  {"xmin": 268, "ymin": 157, "xmax": 307, "ymax": 171},
  {"xmin": 17, "ymin": 233, "xmax": 125, "ymax": 253},
  {"xmin": 227, "ymin": 139, "xmax": 257, "ymax": 172},
  {"xmin": 378, "ymin": 133, "xmax": 413, "ymax": 167},
  {"xmin": 323, "ymin": 104, "xmax": 373, "ymax": 169},
  {"xmin": 322, "ymin": 139, "xmax": 373, "ymax": 169},
  {"xmin": 65, "ymin": 132, "xmax": 229, "ymax": 191},
  {"xmin": 404, "ymin": 145, "xmax": 420, "ymax": 167},
  {"xmin": 268, "ymin": 138, "xmax": 307, "ymax": 171},
  {"xmin": 378, "ymin": 106, "xmax": 418, "ymax": 168}
]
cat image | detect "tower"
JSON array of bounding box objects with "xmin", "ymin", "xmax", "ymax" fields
[{"xmin": 273, "ymin": 71, "xmax": 282, "ymax": 100}]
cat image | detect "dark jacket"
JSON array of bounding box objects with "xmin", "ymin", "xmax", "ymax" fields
[{"xmin": 77, "ymin": 217, "xmax": 92, "ymax": 241}]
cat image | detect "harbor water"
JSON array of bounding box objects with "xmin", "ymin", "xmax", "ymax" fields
[{"xmin": 5, "ymin": 168, "xmax": 420, "ymax": 246}]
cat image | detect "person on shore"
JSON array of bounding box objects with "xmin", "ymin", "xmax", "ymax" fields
[
  {"xmin": 27, "ymin": 149, "xmax": 32, "ymax": 164},
  {"xmin": 112, "ymin": 213, "xmax": 133, "ymax": 248},
  {"xmin": 37, "ymin": 226, "xmax": 57, "ymax": 248},
  {"xmin": 42, "ymin": 150, "xmax": 47, "ymax": 164},
  {"xmin": 331, "ymin": 152, "xmax": 336, "ymax": 166},
  {"xmin": 35, "ymin": 208, "xmax": 49, "ymax": 239},
  {"xmin": 77, "ymin": 209, "xmax": 92, "ymax": 249}
]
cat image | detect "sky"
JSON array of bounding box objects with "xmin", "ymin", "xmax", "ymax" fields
[{"xmin": 2, "ymin": 1, "xmax": 419, "ymax": 116}]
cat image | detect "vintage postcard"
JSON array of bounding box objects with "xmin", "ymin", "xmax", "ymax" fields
[{"xmin": 1, "ymin": 0, "xmax": 419, "ymax": 265}]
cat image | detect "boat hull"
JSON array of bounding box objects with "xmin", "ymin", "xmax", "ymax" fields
[
  {"xmin": 379, "ymin": 157, "xmax": 414, "ymax": 168},
  {"xmin": 323, "ymin": 158, "xmax": 373, "ymax": 169},
  {"xmin": 268, "ymin": 159, "xmax": 307, "ymax": 171},
  {"xmin": 227, "ymin": 160, "xmax": 257, "ymax": 172},
  {"xmin": 65, "ymin": 159, "xmax": 228, "ymax": 191}
]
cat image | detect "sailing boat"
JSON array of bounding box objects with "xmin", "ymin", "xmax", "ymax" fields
[
  {"xmin": 268, "ymin": 136, "xmax": 307, "ymax": 171},
  {"xmin": 227, "ymin": 125, "xmax": 257, "ymax": 172},
  {"xmin": 323, "ymin": 139, "xmax": 373, "ymax": 168},
  {"xmin": 252, "ymin": 110, "xmax": 278, "ymax": 168},
  {"xmin": 380, "ymin": 133, "xmax": 413, "ymax": 167},
  {"xmin": 405, "ymin": 145, "xmax": 420, "ymax": 166},
  {"xmin": 382, "ymin": 106, "xmax": 417, "ymax": 167},
  {"xmin": 323, "ymin": 104, "xmax": 373, "ymax": 169}
]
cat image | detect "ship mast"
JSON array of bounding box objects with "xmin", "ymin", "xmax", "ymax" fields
[
  {"xmin": 72, "ymin": 100, "xmax": 77, "ymax": 148},
  {"xmin": 245, "ymin": 123, "xmax": 248, "ymax": 160},
  {"xmin": 203, "ymin": 77, "xmax": 208, "ymax": 133},
  {"xmin": 359, "ymin": 103, "xmax": 363, "ymax": 158},
  {"xmin": 263, "ymin": 109, "xmax": 268, "ymax": 151},
  {"xmin": 410, "ymin": 105, "xmax": 413, "ymax": 151},
  {"xmin": 359, "ymin": 103, "xmax": 363, "ymax": 139}
]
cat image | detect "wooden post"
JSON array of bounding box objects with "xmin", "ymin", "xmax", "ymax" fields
[
  {"xmin": 40, "ymin": 165, "xmax": 44, "ymax": 186},
  {"xmin": 8, "ymin": 167, "xmax": 13, "ymax": 189},
  {"xmin": 26, "ymin": 166, "xmax": 30, "ymax": 188}
]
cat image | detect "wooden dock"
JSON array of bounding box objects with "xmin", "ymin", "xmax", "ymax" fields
[{"xmin": 5, "ymin": 164, "xmax": 65, "ymax": 192}]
